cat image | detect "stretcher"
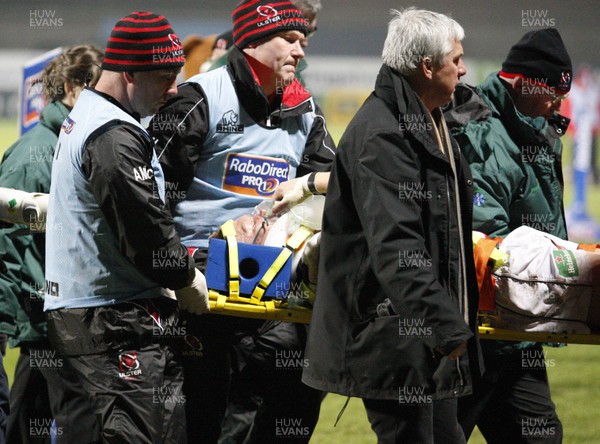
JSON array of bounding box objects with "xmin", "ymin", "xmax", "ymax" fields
[
  {"xmin": 206, "ymin": 225, "xmax": 600, "ymax": 345},
  {"xmin": 3, "ymin": 188, "xmax": 599, "ymax": 344},
  {"xmin": 207, "ymin": 295, "xmax": 600, "ymax": 344}
]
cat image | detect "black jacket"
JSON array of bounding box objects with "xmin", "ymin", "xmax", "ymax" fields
[{"xmin": 302, "ymin": 65, "xmax": 483, "ymax": 400}]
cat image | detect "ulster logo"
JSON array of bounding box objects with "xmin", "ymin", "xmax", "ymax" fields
[
  {"xmin": 217, "ymin": 110, "xmax": 244, "ymax": 133},
  {"xmin": 257, "ymin": 5, "xmax": 278, "ymax": 18},
  {"xmin": 118, "ymin": 352, "xmax": 142, "ymax": 380},
  {"xmin": 168, "ymin": 33, "xmax": 182, "ymax": 49},
  {"xmin": 182, "ymin": 335, "xmax": 204, "ymax": 358},
  {"xmin": 256, "ymin": 4, "xmax": 282, "ymax": 28},
  {"xmin": 558, "ymin": 71, "xmax": 572, "ymax": 92}
]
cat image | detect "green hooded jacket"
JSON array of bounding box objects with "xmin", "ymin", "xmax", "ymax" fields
[
  {"xmin": 448, "ymin": 72, "xmax": 567, "ymax": 239},
  {"xmin": 0, "ymin": 100, "xmax": 68, "ymax": 347},
  {"xmin": 445, "ymin": 73, "xmax": 569, "ymax": 354}
]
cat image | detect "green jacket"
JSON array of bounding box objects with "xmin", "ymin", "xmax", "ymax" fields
[
  {"xmin": 445, "ymin": 73, "xmax": 569, "ymax": 354},
  {"xmin": 447, "ymin": 73, "xmax": 567, "ymax": 239},
  {"xmin": 0, "ymin": 100, "xmax": 68, "ymax": 347}
]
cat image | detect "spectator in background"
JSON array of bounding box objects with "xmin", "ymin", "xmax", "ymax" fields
[
  {"xmin": 0, "ymin": 44, "xmax": 103, "ymax": 444},
  {"xmin": 303, "ymin": 8, "xmax": 482, "ymax": 443},
  {"xmin": 564, "ymin": 64, "xmax": 600, "ymax": 239},
  {"xmin": 181, "ymin": 33, "xmax": 218, "ymax": 80},
  {"xmin": 199, "ymin": 30, "xmax": 234, "ymax": 74},
  {"xmin": 445, "ymin": 28, "xmax": 572, "ymax": 443}
]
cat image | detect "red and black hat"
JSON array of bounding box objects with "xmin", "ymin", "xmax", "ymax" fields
[
  {"xmin": 232, "ymin": 0, "xmax": 307, "ymax": 49},
  {"xmin": 500, "ymin": 28, "xmax": 572, "ymax": 94},
  {"xmin": 101, "ymin": 11, "xmax": 185, "ymax": 72}
]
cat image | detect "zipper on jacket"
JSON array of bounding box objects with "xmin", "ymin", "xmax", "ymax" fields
[
  {"xmin": 267, "ymin": 97, "xmax": 313, "ymax": 128},
  {"xmin": 455, "ymin": 359, "xmax": 465, "ymax": 393},
  {"xmin": 446, "ymin": 141, "xmax": 468, "ymax": 324},
  {"xmin": 444, "ymin": 174, "xmax": 454, "ymax": 301}
]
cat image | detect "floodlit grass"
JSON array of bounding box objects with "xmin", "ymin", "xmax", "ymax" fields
[
  {"xmin": 0, "ymin": 118, "xmax": 19, "ymax": 154},
  {"xmin": 2, "ymin": 117, "xmax": 600, "ymax": 443},
  {"xmin": 311, "ymin": 346, "xmax": 600, "ymax": 444}
]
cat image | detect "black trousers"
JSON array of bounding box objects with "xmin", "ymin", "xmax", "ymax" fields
[
  {"xmin": 47, "ymin": 297, "xmax": 186, "ymax": 444},
  {"xmin": 219, "ymin": 321, "xmax": 323, "ymax": 444},
  {"xmin": 7, "ymin": 344, "xmax": 100, "ymax": 444},
  {"xmin": 178, "ymin": 312, "xmax": 234, "ymax": 444},
  {"xmin": 180, "ymin": 313, "xmax": 323, "ymax": 444},
  {"xmin": 457, "ymin": 344, "xmax": 563, "ymax": 444},
  {"xmin": 363, "ymin": 397, "xmax": 466, "ymax": 444}
]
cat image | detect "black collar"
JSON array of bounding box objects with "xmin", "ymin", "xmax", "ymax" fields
[{"xmin": 226, "ymin": 47, "xmax": 275, "ymax": 123}]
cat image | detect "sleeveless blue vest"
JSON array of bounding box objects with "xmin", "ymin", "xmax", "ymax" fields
[
  {"xmin": 44, "ymin": 89, "xmax": 165, "ymax": 310},
  {"xmin": 172, "ymin": 67, "xmax": 316, "ymax": 248}
]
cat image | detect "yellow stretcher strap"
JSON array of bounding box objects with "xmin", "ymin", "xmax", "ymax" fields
[
  {"xmin": 250, "ymin": 226, "xmax": 314, "ymax": 304},
  {"xmin": 221, "ymin": 220, "xmax": 240, "ymax": 299},
  {"xmin": 216, "ymin": 293, "xmax": 228, "ymax": 310},
  {"xmin": 208, "ymin": 289, "xmax": 312, "ymax": 323}
]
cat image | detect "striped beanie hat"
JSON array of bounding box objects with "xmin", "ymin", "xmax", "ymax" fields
[
  {"xmin": 232, "ymin": 0, "xmax": 307, "ymax": 49},
  {"xmin": 102, "ymin": 12, "xmax": 185, "ymax": 72}
]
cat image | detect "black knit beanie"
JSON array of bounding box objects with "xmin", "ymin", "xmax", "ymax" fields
[
  {"xmin": 232, "ymin": 0, "xmax": 307, "ymax": 49},
  {"xmin": 102, "ymin": 11, "xmax": 185, "ymax": 72},
  {"xmin": 500, "ymin": 28, "xmax": 572, "ymax": 94}
]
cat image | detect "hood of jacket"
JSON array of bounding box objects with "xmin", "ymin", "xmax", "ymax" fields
[
  {"xmin": 39, "ymin": 100, "xmax": 70, "ymax": 135},
  {"xmin": 444, "ymin": 83, "xmax": 492, "ymax": 131}
]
